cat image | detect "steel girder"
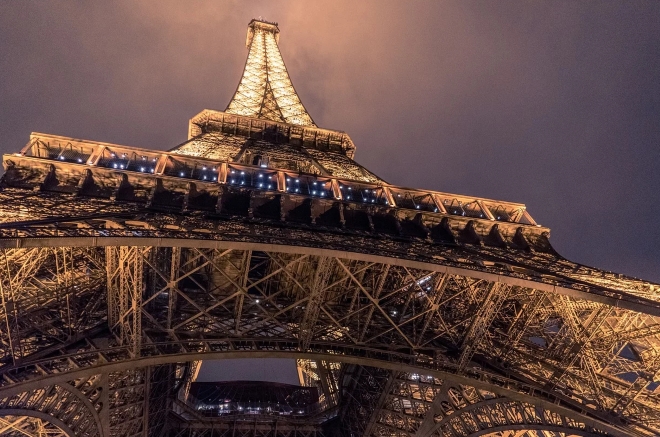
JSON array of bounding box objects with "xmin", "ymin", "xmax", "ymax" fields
[
  {"xmin": 1, "ymin": 242, "xmax": 660, "ymax": 437},
  {"xmin": 3, "ymin": 15, "xmax": 658, "ymax": 437},
  {"xmin": 0, "ymin": 414, "xmax": 72, "ymax": 437},
  {"xmin": 339, "ymin": 366, "xmax": 607, "ymax": 437}
]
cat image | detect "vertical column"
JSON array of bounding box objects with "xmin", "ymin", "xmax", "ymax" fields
[
  {"xmin": 106, "ymin": 246, "xmax": 145, "ymax": 357},
  {"xmin": 167, "ymin": 247, "xmax": 181, "ymax": 330}
]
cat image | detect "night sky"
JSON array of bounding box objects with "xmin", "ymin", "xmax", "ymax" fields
[{"xmin": 1, "ymin": 1, "xmax": 659, "ymax": 383}]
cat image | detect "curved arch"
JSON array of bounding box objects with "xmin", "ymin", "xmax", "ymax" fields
[
  {"xmin": 0, "ymin": 382, "xmax": 103, "ymax": 437},
  {"xmin": 0, "ymin": 350, "xmax": 634, "ymax": 437},
  {"xmin": 471, "ymin": 426, "xmax": 600, "ymax": 437},
  {"xmin": 423, "ymin": 396, "xmax": 604, "ymax": 437},
  {"xmin": 55, "ymin": 381, "xmax": 104, "ymax": 437},
  {"xmin": 0, "ymin": 408, "xmax": 76, "ymax": 437},
  {"xmin": 3, "ymin": 236, "xmax": 656, "ymax": 316}
]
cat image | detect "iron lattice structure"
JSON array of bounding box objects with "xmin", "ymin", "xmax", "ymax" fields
[{"xmin": 1, "ymin": 18, "xmax": 660, "ymax": 437}]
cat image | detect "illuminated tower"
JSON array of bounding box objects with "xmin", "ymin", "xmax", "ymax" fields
[{"xmin": 1, "ymin": 18, "xmax": 660, "ymax": 437}]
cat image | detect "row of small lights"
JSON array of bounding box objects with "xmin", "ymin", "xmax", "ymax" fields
[
  {"xmin": 339, "ymin": 185, "xmax": 390, "ymax": 204},
  {"xmin": 109, "ymin": 153, "xmax": 158, "ymax": 173},
  {"xmin": 180, "ymin": 165, "xmax": 220, "ymax": 182},
  {"xmin": 285, "ymin": 178, "xmax": 333, "ymax": 197},
  {"xmin": 54, "ymin": 152, "xmax": 512, "ymax": 221},
  {"xmin": 198, "ymin": 404, "xmax": 305, "ymax": 414},
  {"xmin": 228, "ymin": 170, "xmax": 275, "ymax": 189}
]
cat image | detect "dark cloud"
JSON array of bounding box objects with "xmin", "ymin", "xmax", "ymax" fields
[{"xmin": 1, "ymin": 1, "xmax": 659, "ymax": 284}]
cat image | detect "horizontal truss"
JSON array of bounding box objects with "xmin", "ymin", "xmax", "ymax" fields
[{"xmin": 0, "ymin": 244, "xmax": 659, "ymax": 437}]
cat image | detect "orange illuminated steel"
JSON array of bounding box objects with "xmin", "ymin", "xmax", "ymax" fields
[
  {"xmin": 8, "ymin": 129, "xmax": 539, "ymax": 231},
  {"xmin": 1, "ymin": 18, "xmax": 660, "ymax": 437}
]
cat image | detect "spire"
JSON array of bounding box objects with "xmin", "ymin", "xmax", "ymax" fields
[{"xmin": 225, "ymin": 19, "xmax": 316, "ymax": 127}]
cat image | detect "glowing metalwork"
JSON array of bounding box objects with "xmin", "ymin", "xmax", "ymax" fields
[
  {"xmin": 1, "ymin": 18, "xmax": 659, "ymax": 437},
  {"xmin": 225, "ymin": 19, "xmax": 316, "ymax": 126}
]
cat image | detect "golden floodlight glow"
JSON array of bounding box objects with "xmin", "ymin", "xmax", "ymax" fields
[{"xmin": 225, "ymin": 19, "xmax": 316, "ymax": 126}]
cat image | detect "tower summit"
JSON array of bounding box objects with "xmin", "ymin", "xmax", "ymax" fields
[
  {"xmin": 225, "ymin": 19, "xmax": 316, "ymax": 126},
  {"xmin": 1, "ymin": 18, "xmax": 660, "ymax": 437}
]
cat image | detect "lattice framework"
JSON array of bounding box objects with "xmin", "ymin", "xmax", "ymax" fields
[
  {"xmin": 225, "ymin": 20, "xmax": 315, "ymax": 126},
  {"xmin": 1, "ymin": 17, "xmax": 659, "ymax": 437}
]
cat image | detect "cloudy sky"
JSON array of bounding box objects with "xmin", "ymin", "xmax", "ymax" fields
[{"xmin": 1, "ymin": 0, "xmax": 659, "ymax": 288}]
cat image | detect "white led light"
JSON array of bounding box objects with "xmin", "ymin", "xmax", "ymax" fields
[{"xmin": 180, "ymin": 172, "xmax": 184, "ymax": 176}]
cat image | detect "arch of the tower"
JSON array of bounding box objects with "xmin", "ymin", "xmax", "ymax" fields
[
  {"xmin": 0, "ymin": 412, "xmax": 75, "ymax": 437},
  {"xmin": 1, "ymin": 240, "xmax": 659, "ymax": 437},
  {"xmin": 0, "ymin": 353, "xmax": 632, "ymax": 437}
]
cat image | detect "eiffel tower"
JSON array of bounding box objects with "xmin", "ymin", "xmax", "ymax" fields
[{"xmin": 1, "ymin": 18, "xmax": 659, "ymax": 437}]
